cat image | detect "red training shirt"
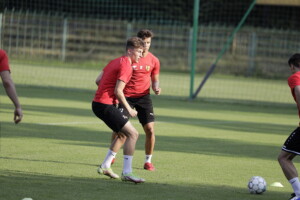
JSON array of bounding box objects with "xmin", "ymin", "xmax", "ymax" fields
[
  {"xmin": 93, "ymin": 56, "xmax": 133, "ymax": 104},
  {"xmin": 0, "ymin": 50, "xmax": 10, "ymax": 72},
  {"xmin": 288, "ymin": 71, "xmax": 300, "ymax": 118},
  {"xmin": 124, "ymin": 52, "xmax": 160, "ymax": 98}
]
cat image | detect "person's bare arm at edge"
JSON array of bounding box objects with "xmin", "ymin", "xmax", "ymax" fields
[
  {"xmin": 0, "ymin": 70, "xmax": 23, "ymax": 124},
  {"xmin": 151, "ymin": 74, "xmax": 161, "ymax": 95},
  {"xmin": 114, "ymin": 80, "xmax": 137, "ymax": 117},
  {"xmin": 95, "ymin": 71, "xmax": 103, "ymax": 85},
  {"xmin": 295, "ymin": 85, "xmax": 300, "ymax": 117}
]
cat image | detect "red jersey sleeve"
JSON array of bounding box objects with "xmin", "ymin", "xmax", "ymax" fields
[
  {"xmin": 288, "ymin": 72, "xmax": 300, "ymax": 89},
  {"xmin": 288, "ymin": 72, "xmax": 300, "ymax": 118},
  {"xmin": 0, "ymin": 50, "xmax": 10, "ymax": 72},
  {"xmin": 118, "ymin": 58, "xmax": 132, "ymax": 83}
]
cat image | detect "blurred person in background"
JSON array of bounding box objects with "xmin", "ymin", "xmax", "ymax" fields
[
  {"xmin": 0, "ymin": 49, "xmax": 23, "ymax": 124},
  {"xmin": 278, "ymin": 53, "xmax": 300, "ymax": 200}
]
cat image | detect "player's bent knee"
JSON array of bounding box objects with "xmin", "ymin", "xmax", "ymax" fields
[
  {"xmin": 278, "ymin": 152, "xmax": 291, "ymax": 164},
  {"xmin": 122, "ymin": 124, "xmax": 139, "ymax": 140},
  {"xmin": 132, "ymin": 131, "xmax": 139, "ymax": 140},
  {"xmin": 278, "ymin": 155, "xmax": 284, "ymax": 164},
  {"xmin": 144, "ymin": 125, "xmax": 154, "ymax": 135}
]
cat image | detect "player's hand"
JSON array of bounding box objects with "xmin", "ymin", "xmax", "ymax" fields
[
  {"xmin": 154, "ymin": 88, "xmax": 161, "ymax": 95},
  {"xmin": 14, "ymin": 107, "xmax": 23, "ymax": 124},
  {"xmin": 128, "ymin": 108, "xmax": 137, "ymax": 118}
]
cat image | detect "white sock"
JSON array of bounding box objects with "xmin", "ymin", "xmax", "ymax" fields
[
  {"xmin": 289, "ymin": 177, "xmax": 300, "ymax": 196},
  {"xmin": 145, "ymin": 155, "xmax": 152, "ymax": 163},
  {"xmin": 101, "ymin": 149, "xmax": 117, "ymax": 169},
  {"xmin": 123, "ymin": 155, "xmax": 133, "ymax": 174}
]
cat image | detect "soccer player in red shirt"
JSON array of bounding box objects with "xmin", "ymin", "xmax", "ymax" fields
[
  {"xmin": 0, "ymin": 49, "xmax": 23, "ymax": 124},
  {"xmin": 111, "ymin": 29, "xmax": 161, "ymax": 171},
  {"xmin": 92, "ymin": 37, "xmax": 145, "ymax": 183},
  {"xmin": 278, "ymin": 53, "xmax": 300, "ymax": 200}
]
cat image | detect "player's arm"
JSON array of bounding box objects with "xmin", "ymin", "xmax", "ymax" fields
[
  {"xmin": 95, "ymin": 71, "xmax": 103, "ymax": 85},
  {"xmin": 151, "ymin": 74, "xmax": 161, "ymax": 95},
  {"xmin": 0, "ymin": 70, "xmax": 23, "ymax": 124},
  {"xmin": 295, "ymin": 85, "xmax": 300, "ymax": 110},
  {"xmin": 114, "ymin": 80, "xmax": 137, "ymax": 117}
]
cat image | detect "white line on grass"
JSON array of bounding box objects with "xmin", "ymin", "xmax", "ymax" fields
[
  {"xmin": 36, "ymin": 120, "xmax": 239, "ymax": 126},
  {"xmin": 37, "ymin": 122, "xmax": 99, "ymax": 126}
]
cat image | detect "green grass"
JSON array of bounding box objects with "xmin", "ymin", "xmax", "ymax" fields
[
  {"xmin": 11, "ymin": 58, "xmax": 107, "ymax": 70},
  {"xmin": 9, "ymin": 63, "xmax": 294, "ymax": 106},
  {"xmin": 0, "ymin": 86, "xmax": 299, "ymax": 200}
]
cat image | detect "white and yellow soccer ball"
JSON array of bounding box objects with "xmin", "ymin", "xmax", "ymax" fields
[{"xmin": 248, "ymin": 176, "xmax": 267, "ymax": 194}]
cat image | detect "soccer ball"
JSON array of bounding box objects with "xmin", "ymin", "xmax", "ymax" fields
[{"xmin": 247, "ymin": 176, "xmax": 267, "ymax": 194}]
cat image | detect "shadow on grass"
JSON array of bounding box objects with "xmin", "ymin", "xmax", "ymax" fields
[
  {"xmin": 0, "ymin": 156, "xmax": 97, "ymax": 168},
  {"xmin": 157, "ymin": 115, "xmax": 294, "ymax": 135},
  {"xmin": 152, "ymin": 95, "xmax": 295, "ymax": 116},
  {"xmin": 0, "ymin": 122, "xmax": 285, "ymax": 161},
  {"xmin": 15, "ymin": 86, "xmax": 296, "ymax": 116},
  {"xmin": 1, "ymin": 86, "xmax": 295, "ymax": 161},
  {"xmin": 1, "ymin": 102, "xmax": 93, "ymax": 118},
  {"xmin": 0, "ymin": 170, "xmax": 289, "ymax": 200},
  {"xmin": 16, "ymin": 85, "xmax": 95, "ymax": 103},
  {"xmin": 1, "ymin": 99, "xmax": 294, "ymax": 136}
]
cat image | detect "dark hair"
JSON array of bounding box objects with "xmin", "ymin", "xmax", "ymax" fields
[
  {"xmin": 126, "ymin": 37, "xmax": 145, "ymax": 50},
  {"xmin": 137, "ymin": 29, "xmax": 154, "ymax": 40},
  {"xmin": 288, "ymin": 53, "xmax": 300, "ymax": 68}
]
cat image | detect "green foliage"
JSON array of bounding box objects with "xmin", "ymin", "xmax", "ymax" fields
[
  {"xmin": 5, "ymin": 0, "xmax": 300, "ymax": 28},
  {"xmin": 9, "ymin": 63, "xmax": 293, "ymax": 105}
]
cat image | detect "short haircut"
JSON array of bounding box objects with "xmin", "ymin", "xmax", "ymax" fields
[
  {"xmin": 288, "ymin": 53, "xmax": 300, "ymax": 68},
  {"xmin": 137, "ymin": 29, "xmax": 154, "ymax": 40},
  {"xmin": 126, "ymin": 37, "xmax": 145, "ymax": 50}
]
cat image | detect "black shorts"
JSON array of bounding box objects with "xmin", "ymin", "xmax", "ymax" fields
[
  {"xmin": 92, "ymin": 101, "xmax": 128, "ymax": 133},
  {"xmin": 119, "ymin": 94, "xmax": 154, "ymax": 126},
  {"xmin": 282, "ymin": 127, "xmax": 300, "ymax": 155}
]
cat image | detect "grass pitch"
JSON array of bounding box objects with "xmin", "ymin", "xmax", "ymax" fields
[{"xmin": 0, "ymin": 86, "xmax": 299, "ymax": 200}]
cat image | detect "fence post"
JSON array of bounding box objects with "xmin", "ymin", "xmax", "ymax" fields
[
  {"xmin": 0, "ymin": 13, "xmax": 2, "ymax": 48},
  {"xmin": 22, "ymin": 10, "xmax": 28, "ymax": 56},
  {"xmin": 44, "ymin": 12, "xmax": 50, "ymax": 55},
  {"xmin": 30, "ymin": 11, "xmax": 36, "ymax": 56},
  {"xmin": 62, "ymin": 18, "xmax": 68, "ymax": 61},
  {"xmin": 52, "ymin": 14, "xmax": 58, "ymax": 59},
  {"xmin": 188, "ymin": 27, "xmax": 193, "ymax": 71},
  {"xmin": 8, "ymin": 9, "xmax": 14, "ymax": 55},
  {"xmin": 126, "ymin": 23, "xmax": 132, "ymax": 39},
  {"xmin": 189, "ymin": 0, "xmax": 200, "ymax": 99},
  {"xmin": 246, "ymin": 31, "xmax": 257, "ymax": 76},
  {"xmin": 16, "ymin": 10, "xmax": 22, "ymax": 53}
]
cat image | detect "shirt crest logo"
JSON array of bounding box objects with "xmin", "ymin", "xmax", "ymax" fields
[{"xmin": 146, "ymin": 65, "xmax": 150, "ymax": 71}]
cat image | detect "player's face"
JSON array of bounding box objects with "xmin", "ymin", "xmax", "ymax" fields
[
  {"xmin": 290, "ymin": 65, "xmax": 296, "ymax": 73},
  {"xmin": 143, "ymin": 37, "xmax": 151, "ymax": 52},
  {"xmin": 130, "ymin": 48, "xmax": 144, "ymax": 63}
]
